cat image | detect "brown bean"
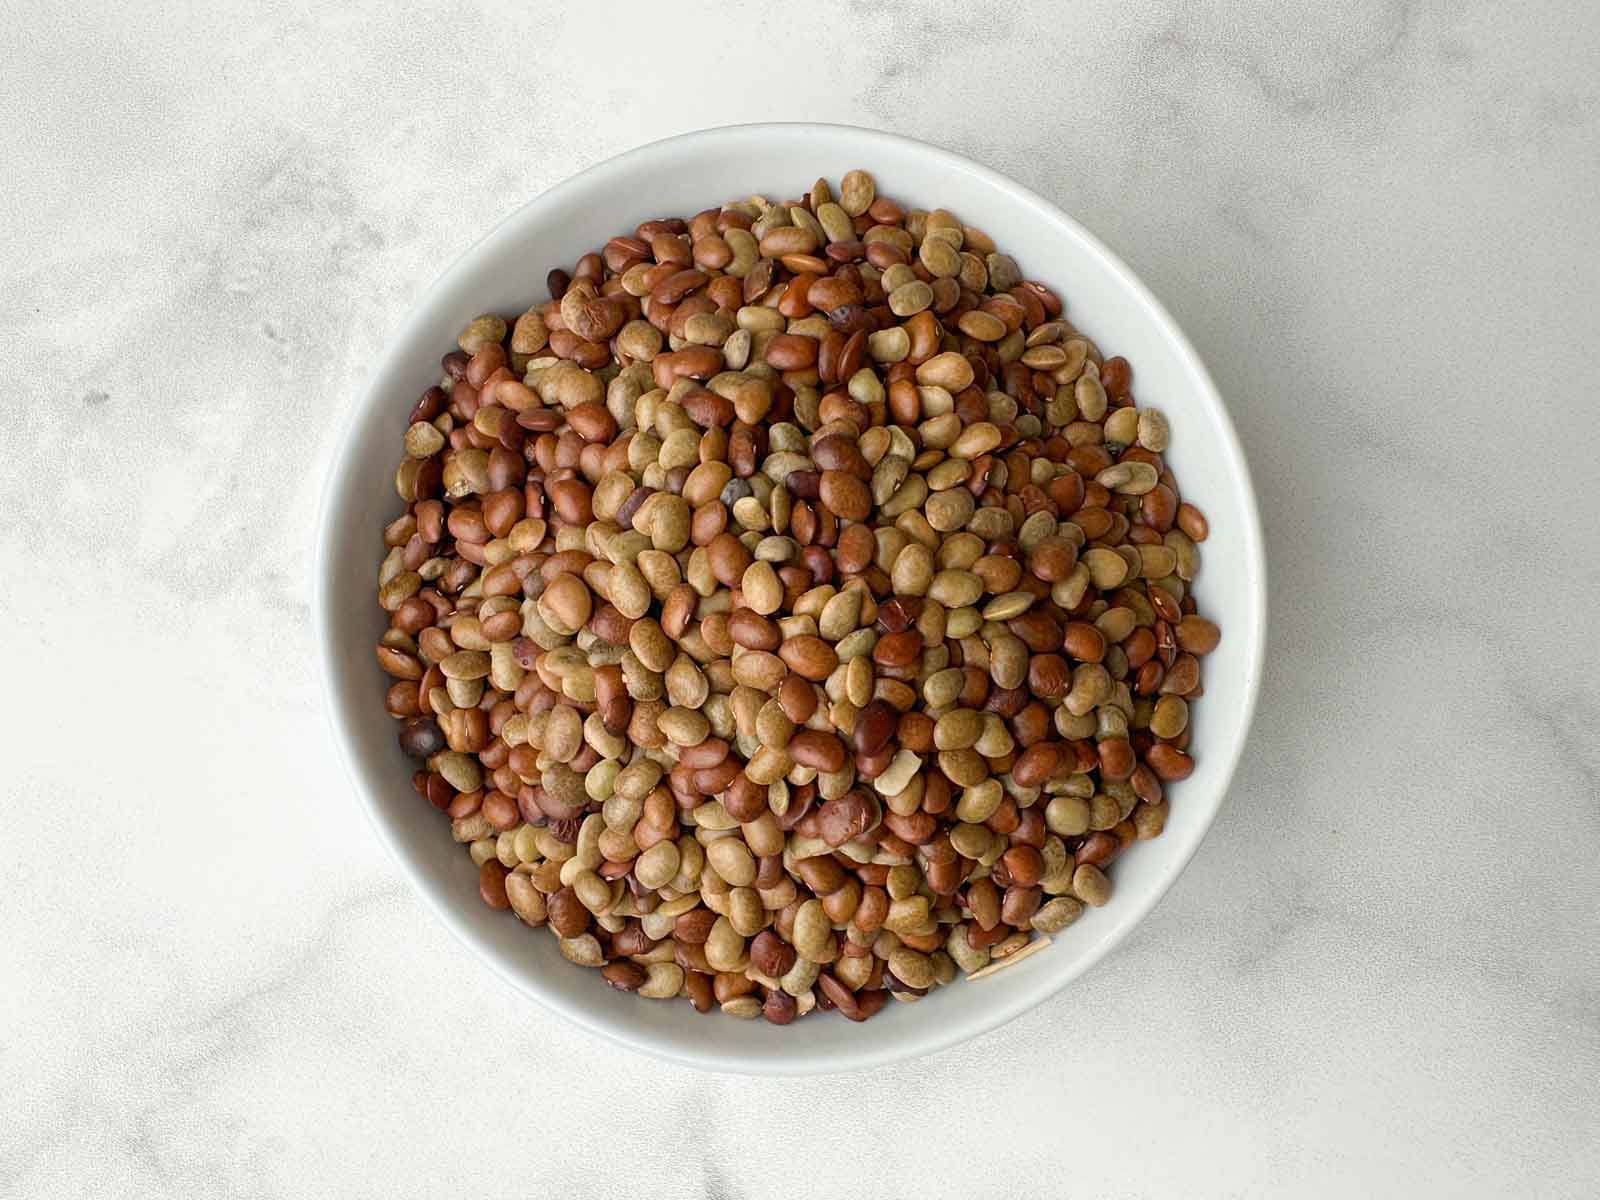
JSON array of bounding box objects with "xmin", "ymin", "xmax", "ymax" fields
[
  {"xmin": 789, "ymin": 730, "xmax": 847, "ymax": 772},
  {"xmin": 1001, "ymin": 846, "xmax": 1044, "ymax": 887},
  {"xmin": 766, "ymin": 333, "xmax": 819, "ymax": 370},
  {"xmin": 762, "ymin": 989, "xmax": 798, "ymax": 1025},
  {"xmin": 1062, "ymin": 621, "xmax": 1107, "ymax": 662},
  {"xmin": 787, "ymin": 854, "xmax": 842, "ymax": 900},
  {"xmin": 819, "ymin": 470, "xmax": 871, "ymax": 521},
  {"xmin": 1176, "ymin": 616, "xmax": 1221, "ymax": 655},
  {"xmin": 1097, "ymin": 738, "xmax": 1135, "ymax": 781},
  {"xmin": 750, "ymin": 929, "xmax": 798, "ymax": 978},
  {"xmin": 777, "ymin": 673, "xmax": 818, "ymax": 725},
  {"xmin": 601, "ymin": 961, "xmax": 647, "ymax": 992},
  {"xmin": 1001, "ymin": 885, "xmax": 1042, "ymax": 927},
  {"xmin": 873, "ymin": 630, "xmax": 924, "ymax": 668},
  {"xmin": 853, "ymin": 699, "xmax": 897, "ymax": 756},
  {"xmin": 1177, "ymin": 503, "xmax": 1209, "ymax": 541},
  {"xmin": 1146, "ymin": 743, "xmax": 1195, "ymax": 781},
  {"xmin": 1010, "ymin": 742, "xmax": 1060, "ymax": 788},
  {"xmin": 966, "ymin": 878, "xmax": 1001, "ymax": 930},
  {"xmin": 674, "ymin": 908, "xmax": 718, "ymax": 945},
  {"xmin": 817, "ymin": 791, "xmax": 878, "ymax": 848},
  {"xmin": 779, "ymin": 635, "xmax": 839, "ymax": 681},
  {"xmin": 546, "ymin": 887, "xmax": 588, "ymax": 938},
  {"xmin": 478, "ymin": 860, "xmax": 510, "ymax": 909}
]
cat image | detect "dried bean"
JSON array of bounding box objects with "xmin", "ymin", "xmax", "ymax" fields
[{"xmin": 373, "ymin": 169, "xmax": 1222, "ymax": 1026}]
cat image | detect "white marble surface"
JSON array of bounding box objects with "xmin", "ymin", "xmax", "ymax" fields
[{"xmin": 4, "ymin": 1, "xmax": 1598, "ymax": 1195}]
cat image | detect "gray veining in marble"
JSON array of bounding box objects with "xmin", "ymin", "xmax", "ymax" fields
[{"xmin": 3, "ymin": 1, "xmax": 1597, "ymax": 1196}]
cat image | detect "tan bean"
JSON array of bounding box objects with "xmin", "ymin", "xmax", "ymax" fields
[
  {"xmin": 793, "ymin": 899, "xmax": 832, "ymax": 961},
  {"xmin": 1072, "ymin": 863, "xmax": 1112, "ymax": 907},
  {"xmin": 741, "ymin": 560, "xmax": 783, "ymax": 615},
  {"xmin": 706, "ymin": 837, "xmax": 757, "ymax": 887}
]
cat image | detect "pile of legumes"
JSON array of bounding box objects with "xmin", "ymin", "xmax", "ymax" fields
[{"xmin": 375, "ymin": 169, "xmax": 1219, "ymax": 1024}]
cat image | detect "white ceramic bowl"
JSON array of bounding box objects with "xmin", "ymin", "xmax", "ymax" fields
[{"xmin": 314, "ymin": 123, "xmax": 1266, "ymax": 1074}]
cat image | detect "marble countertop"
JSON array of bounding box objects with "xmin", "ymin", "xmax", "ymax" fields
[{"xmin": 4, "ymin": 1, "xmax": 1597, "ymax": 1196}]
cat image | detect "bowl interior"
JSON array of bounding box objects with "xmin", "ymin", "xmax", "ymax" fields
[{"xmin": 315, "ymin": 124, "xmax": 1265, "ymax": 1074}]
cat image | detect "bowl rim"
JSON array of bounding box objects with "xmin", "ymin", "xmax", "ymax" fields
[{"xmin": 313, "ymin": 120, "xmax": 1268, "ymax": 1075}]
